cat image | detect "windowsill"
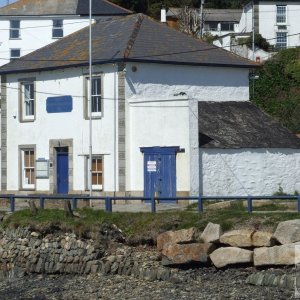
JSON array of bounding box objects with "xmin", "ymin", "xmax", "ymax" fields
[
  {"xmin": 20, "ymin": 118, "xmax": 35, "ymax": 123},
  {"xmin": 9, "ymin": 38, "xmax": 21, "ymax": 40},
  {"xmin": 20, "ymin": 187, "xmax": 35, "ymax": 191},
  {"xmin": 52, "ymin": 37, "xmax": 63, "ymax": 39}
]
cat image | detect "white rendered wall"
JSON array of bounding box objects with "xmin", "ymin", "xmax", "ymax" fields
[
  {"xmin": 5, "ymin": 64, "xmax": 119, "ymax": 193},
  {"xmin": 200, "ymin": 148, "xmax": 300, "ymax": 196},
  {"xmin": 125, "ymin": 63, "xmax": 250, "ymax": 194},
  {"xmin": 259, "ymin": 2, "xmax": 300, "ymax": 48},
  {"xmin": 0, "ymin": 17, "xmax": 90, "ymax": 66}
]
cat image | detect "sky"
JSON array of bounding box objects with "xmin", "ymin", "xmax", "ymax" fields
[{"xmin": 0, "ymin": 0, "xmax": 17, "ymax": 8}]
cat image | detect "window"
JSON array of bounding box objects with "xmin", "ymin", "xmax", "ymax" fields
[
  {"xmin": 276, "ymin": 32, "xmax": 287, "ymax": 49},
  {"xmin": 86, "ymin": 156, "xmax": 103, "ymax": 190},
  {"xmin": 52, "ymin": 19, "xmax": 63, "ymax": 38},
  {"xmin": 10, "ymin": 48, "xmax": 20, "ymax": 61},
  {"xmin": 20, "ymin": 148, "xmax": 35, "ymax": 189},
  {"xmin": 10, "ymin": 20, "xmax": 20, "ymax": 39},
  {"xmin": 85, "ymin": 75, "xmax": 102, "ymax": 118},
  {"xmin": 277, "ymin": 5, "xmax": 287, "ymax": 24},
  {"xmin": 20, "ymin": 81, "xmax": 35, "ymax": 121},
  {"xmin": 220, "ymin": 23, "xmax": 235, "ymax": 31}
]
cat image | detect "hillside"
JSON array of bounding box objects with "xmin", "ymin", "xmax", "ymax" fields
[{"xmin": 251, "ymin": 48, "xmax": 300, "ymax": 134}]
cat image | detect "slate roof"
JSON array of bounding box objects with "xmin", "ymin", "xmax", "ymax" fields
[
  {"xmin": 0, "ymin": 14, "xmax": 256, "ymax": 75},
  {"xmin": 167, "ymin": 8, "xmax": 242, "ymax": 23},
  {"xmin": 0, "ymin": 0, "xmax": 131, "ymax": 16},
  {"xmin": 198, "ymin": 101, "xmax": 300, "ymax": 149}
]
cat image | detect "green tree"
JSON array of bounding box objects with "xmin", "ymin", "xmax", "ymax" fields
[{"xmin": 251, "ymin": 48, "xmax": 300, "ymax": 133}]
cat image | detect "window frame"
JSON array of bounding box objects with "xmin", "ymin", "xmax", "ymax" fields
[
  {"xmin": 19, "ymin": 146, "xmax": 36, "ymax": 190},
  {"xmin": 52, "ymin": 19, "xmax": 64, "ymax": 39},
  {"xmin": 276, "ymin": 31, "xmax": 287, "ymax": 49},
  {"xmin": 9, "ymin": 20, "xmax": 20, "ymax": 39},
  {"xmin": 220, "ymin": 22, "xmax": 235, "ymax": 32},
  {"xmin": 18, "ymin": 78, "xmax": 36, "ymax": 122},
  {"xmin": 84, "ymin": 73, "xmax": 103, "ymax": 119},
  {"xmin": 85, "ymin": 155, "xmax": 104, "ymax": 191},
  {"xmin": 10, "ymin": 48, "xmax": 21, "ymax": 61},
  {"xmin": 276, "ymin": 5, "xmax": 287, "ymax": 24}
]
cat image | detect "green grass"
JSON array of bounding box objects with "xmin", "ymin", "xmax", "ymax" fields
[{"xmin": 2, "ymin": 200, "xmax": 300, "ymax": 242}]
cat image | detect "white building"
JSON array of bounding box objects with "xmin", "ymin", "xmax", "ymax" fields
[
  {"xmin": 0, "ymin": 0, "xmax": 131, "ymax": 66},
  {"xmin": 0, "ymin": 14, "xmax": 299, "ymax": 198},
  {"xmin": 214, "ymin": 1, "xmax": 300, "ymax": 61},
  {"xmin": 239, "ymin": 0, "xmax": 300, "ymax": 50}
]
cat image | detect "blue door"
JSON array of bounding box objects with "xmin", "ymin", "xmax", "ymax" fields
[
  {"xmin": 140, "ymin": 147, "xmax": 179, "ymax": 203},
  {"xmin": 57, "ymin": 150, "xmax": 68, "ymax": 194}
]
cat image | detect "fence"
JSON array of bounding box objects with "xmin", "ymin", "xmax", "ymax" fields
[{"xmin": 0, "ymin": 194, "xmax": 300, "ymax": 213}]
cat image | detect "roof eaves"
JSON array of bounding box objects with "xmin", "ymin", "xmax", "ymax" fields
[{"xmin": 124, "ymin": 58, "xmax": 258, "ymax": 69}]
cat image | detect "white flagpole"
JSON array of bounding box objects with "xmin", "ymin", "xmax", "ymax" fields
[{"xmin": 89, "ymin": 0, "xmax": 93, "ymax": 204}]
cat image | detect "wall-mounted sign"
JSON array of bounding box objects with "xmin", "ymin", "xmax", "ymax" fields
[
  {"xmin": 46, "ymin": 95, "xmax": 73, "ymax": 113},
  {"xmin": 36, "ymin": 158, "xmax": 49, "ymax": 178},
  {"xmin": 147, "ymin": 161, "xmax": 156, "ymax": 172}
]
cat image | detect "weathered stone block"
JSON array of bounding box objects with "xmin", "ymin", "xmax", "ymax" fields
[
  {"xmin": 200, "ymin": 222, "xmax": 222, "ymax": 243},
  {"xmin": 210, "ymin": 247, "xmax": 253, "ymax": 268},
  {"xmin": 273, "ymin": 219, "xmax": 300, "ymax": 245},
  {"xmin": 157, "ymin": 228, "xmax": 199, "ymax": 251},
  {"xmin": 161, "ymin": 243, "xmax": 215, "ymax": 265},
  {"xmin": 254, "ymin": 243, "xmax": 300, "ymax": 266}
]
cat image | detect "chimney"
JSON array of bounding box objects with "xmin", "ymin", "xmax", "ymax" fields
[{"xmin": 161, "ymin": 8, "xmax": 166, "ymax": 23}]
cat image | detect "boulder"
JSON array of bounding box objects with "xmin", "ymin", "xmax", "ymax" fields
[
  {"xmin": 220, "ymin": 230, "xmax": 273, "ymax": 247},
  {"xmin": 161, "ymin": 243, "xmax": 215, "ymax": 266},
  {"xmin": 252, "ymin": 231, "xmax": 274, "ymax": 247},
  {"xmin": 200, "ymin": 222, "xmax": 222, "ymax": 243},
  {"xmin": 273, "ymin": 219, "xmax": 300, "ymax": 245},
  {"xmin": 157, "ymin": 228, "xmax": 199, "ymax": 251},
  {"xmin": 210, "ymin": 247, "xmax": 253, "ymax": 268},
  {"xmin": 254, "ymin": 243, "xmax": 300, "ymax": 266}
]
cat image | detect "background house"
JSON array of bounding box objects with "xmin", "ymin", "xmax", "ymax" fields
[
  {"xmin": 0, "ymin": 14, "xmax": 299, "ymax": 198},
  {"xmin": 0, "ymin": 0, "xmax": 131, "ymax": 65}
]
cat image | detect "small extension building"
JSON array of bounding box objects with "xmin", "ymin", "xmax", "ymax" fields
[{"xmin": 0, "ymin": 13, "xmax": 299, "ymax": 198}]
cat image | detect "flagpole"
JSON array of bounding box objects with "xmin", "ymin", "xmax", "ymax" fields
[{"xmin": 89, "ymin": 0, "xmax": 93, "ymax": 204}]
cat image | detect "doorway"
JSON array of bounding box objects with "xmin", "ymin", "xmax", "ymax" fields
[{"xmin": 56, "ymin": 147, "xmax": 68, "ymax": 194}]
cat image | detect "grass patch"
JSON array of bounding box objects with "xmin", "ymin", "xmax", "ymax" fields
[{"xmin": 2, "ymin": 202, "xmax": 300, "ymax": 241}]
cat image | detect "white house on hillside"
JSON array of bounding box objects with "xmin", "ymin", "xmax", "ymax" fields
[
  {"xmin": 214, "ymin": 0, "xmax": 300, "ymax": 61},
  {"xmin": 0, "ymin": 14, "xmax": 299, "ymax": 198},
  {"xmin": 0, "ymin": 0, "xmax": 131, "ymax": 66}
]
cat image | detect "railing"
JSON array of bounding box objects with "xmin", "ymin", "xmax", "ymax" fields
[{"xmin": 0, "ymin": 194, "xmax": 300, "ymax": 213}]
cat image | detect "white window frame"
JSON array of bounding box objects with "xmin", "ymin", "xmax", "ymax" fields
[
  {"xmin": 9, "ymin": 20, "xmax": 20, "ymax": 39},
  {"xmin": 52, "ymin": 19, "xmax": 63, "ymax": 39},
  {"xmin": 276, "ymin": 5, "xmax": 287, "ymax": 24},
  {"xmin": 20, "ymin": 81, "xmax": 35, "ymax": 121},
  {"xmin": 85, "ymin": 155, "xmax": 103, "ymax": 191},
  {"xmin": 20, "ymin": 148, "xmax": 35, "ymax": 190},
  {"xmin": 85, "ymin": 75, "xmax": 103, "ymax": 118},
  {"xmin": 276, "ymin": 31, "xmax": 287, "ymax": 49},
  {"xmin": 10, "ymin": 48, "xmax": 21, "ymax": 61}
]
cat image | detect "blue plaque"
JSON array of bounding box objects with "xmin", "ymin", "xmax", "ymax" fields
[{"xmin": 46, "ymin": 95, "xmax": 73, "ymax": 113}]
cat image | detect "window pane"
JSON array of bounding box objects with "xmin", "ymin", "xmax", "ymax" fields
[
  {"xmin": 277, "ymin": 5, "xmax": 286, "ymax": 23},
  {"xmin": 10, "ymin": 49, "xmax": 20, "ymax": 58},
  {"xmin": 92, "ymin": 96, "xmax": 101, "ymax": 112},
  {"xmin": 24, "ymin": 151, "xmax": 30, "ymax": 167},
  {"xmin": 52, "ymin": 28, "xmax": 63, "ymax": 38},
  {"xmin": 23, "ymin": 83, "xmax": 34, "ymax": 117},
  {"xmin": 276, "ymin": 32, "xmax": 287, "ymax": 49},
  {"xmin": 10, "ymin": 20, "xmax": 20, "ymax": 28},
  {"xmin": 10, "ymin": 29, "xmax": 20, "ymax": 39}
]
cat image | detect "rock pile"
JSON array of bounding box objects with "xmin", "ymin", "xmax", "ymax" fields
[{"xmin": 157, "ymin": 219, "xmax": 300, "ymax": 269}]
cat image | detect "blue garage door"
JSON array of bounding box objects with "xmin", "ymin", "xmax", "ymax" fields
[{"xmin": 140, "ymin": 147, "xmax": 179, "ymax": 203}]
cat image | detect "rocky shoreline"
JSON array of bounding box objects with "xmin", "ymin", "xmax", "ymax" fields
[
  {"xmin": 0, "ymin": 219, "xmax": 299, "ymax": 299},
  {"xmin": 0, "ymin": 266, "xmax": 295, "ymax": 299}
]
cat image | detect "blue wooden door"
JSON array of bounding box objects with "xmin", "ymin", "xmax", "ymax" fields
[
  {"xmin": 141, "ymin": 147, "xmax": 179, "ymax": 203},
  {"xmin": 57, "ymin": 152, "xmax": 68, "ymax": 194}
]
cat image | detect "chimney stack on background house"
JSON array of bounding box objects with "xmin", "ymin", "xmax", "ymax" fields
[{"xmin": 161, "ymin": 8, "xmax": 166, "ymax": 23}]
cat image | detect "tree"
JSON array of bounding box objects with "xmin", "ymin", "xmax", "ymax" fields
[
  {"xmin": 178, "ymin": 6, "xmax": 200, "ymax": 36},
  {"xmin": 251, "ymin": 48, "xmax": 300, "ymax": 133}
]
